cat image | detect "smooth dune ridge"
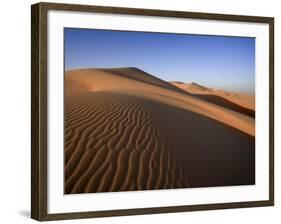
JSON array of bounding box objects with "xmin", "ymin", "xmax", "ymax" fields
[{"xmin": 64, "ymin": 68, "xmax": 255, "ymax": 194}]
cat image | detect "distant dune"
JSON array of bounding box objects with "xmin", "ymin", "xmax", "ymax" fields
[
  {"xmin": 65, "ymin": 68, "xmax": 255, "ymax": 194},
  {"xmin": 170, "ymin": 81, "xmax": 255, "ymax": 117}
]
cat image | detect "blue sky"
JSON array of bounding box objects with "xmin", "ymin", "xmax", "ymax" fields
[{"xmin": 64, "ymin": 28, "xmax": 255, "ymax": 94}]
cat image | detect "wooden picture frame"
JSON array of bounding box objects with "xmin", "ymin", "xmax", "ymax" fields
[{"xmin": 31, "ymin": 2, "xmax": 274, "ymax": 221}]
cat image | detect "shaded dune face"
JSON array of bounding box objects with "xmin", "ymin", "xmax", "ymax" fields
[
  {"xmin": 154, "ymin": 100, "xmax": 255, "ymax": 187},
  {"xmin": 64, "ymin": 68, "xmax": 255, "ymax": 194},
  {"xmin": 101, "ymin": 67, "xmax": 185, "ymax": 94}
]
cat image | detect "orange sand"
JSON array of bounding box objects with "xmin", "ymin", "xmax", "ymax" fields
[{"xmin": 65, "ymin": 68, "xmax": 255, "ymax": 194}]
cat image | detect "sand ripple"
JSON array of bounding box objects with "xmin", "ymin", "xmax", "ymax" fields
[{"xmin": 65, "ymin": 92, "xmax": 189, "ymax": 193}]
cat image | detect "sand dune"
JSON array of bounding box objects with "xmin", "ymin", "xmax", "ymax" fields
[
  {"xmin": 65, "ymin": 92, "xmax": 189, "ymax": 193},
  {"xmin": 66, "ymin": 68, "xmax": 254, "ymax": 136},
  {"xmin": 171, "ymin": 81, "xmax": 255, "ymax": 113},
  {"xmin": 192, "ymin": 94, "xmax": 255, "ymax": 117},
  {"xmin": 65, "ymin": 68, "xmax": 255, "ymax": 194}
]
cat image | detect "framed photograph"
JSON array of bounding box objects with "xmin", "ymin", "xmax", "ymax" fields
[{"xmin": 31, "ymin": 2, "xmax": 274, "ymax": 221}]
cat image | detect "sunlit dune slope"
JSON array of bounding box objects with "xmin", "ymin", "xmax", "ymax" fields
[{"xmin": 66, "ymin": 68, "xmax": 254, "ymax": 136}]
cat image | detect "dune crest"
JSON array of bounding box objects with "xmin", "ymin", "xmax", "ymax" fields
[{"xmin": 66, "ymin": 68, "xmax": 254, "ymax": 136}]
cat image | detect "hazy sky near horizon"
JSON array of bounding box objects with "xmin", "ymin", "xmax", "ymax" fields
[{"xmin": 64, "ymin": 28, "xmax": 255, "ymax": 94}]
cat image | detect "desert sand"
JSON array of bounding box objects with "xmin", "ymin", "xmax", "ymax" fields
[{"xmin": 64, "ymin": 67, "xmax": 255, "ymax": 194}]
